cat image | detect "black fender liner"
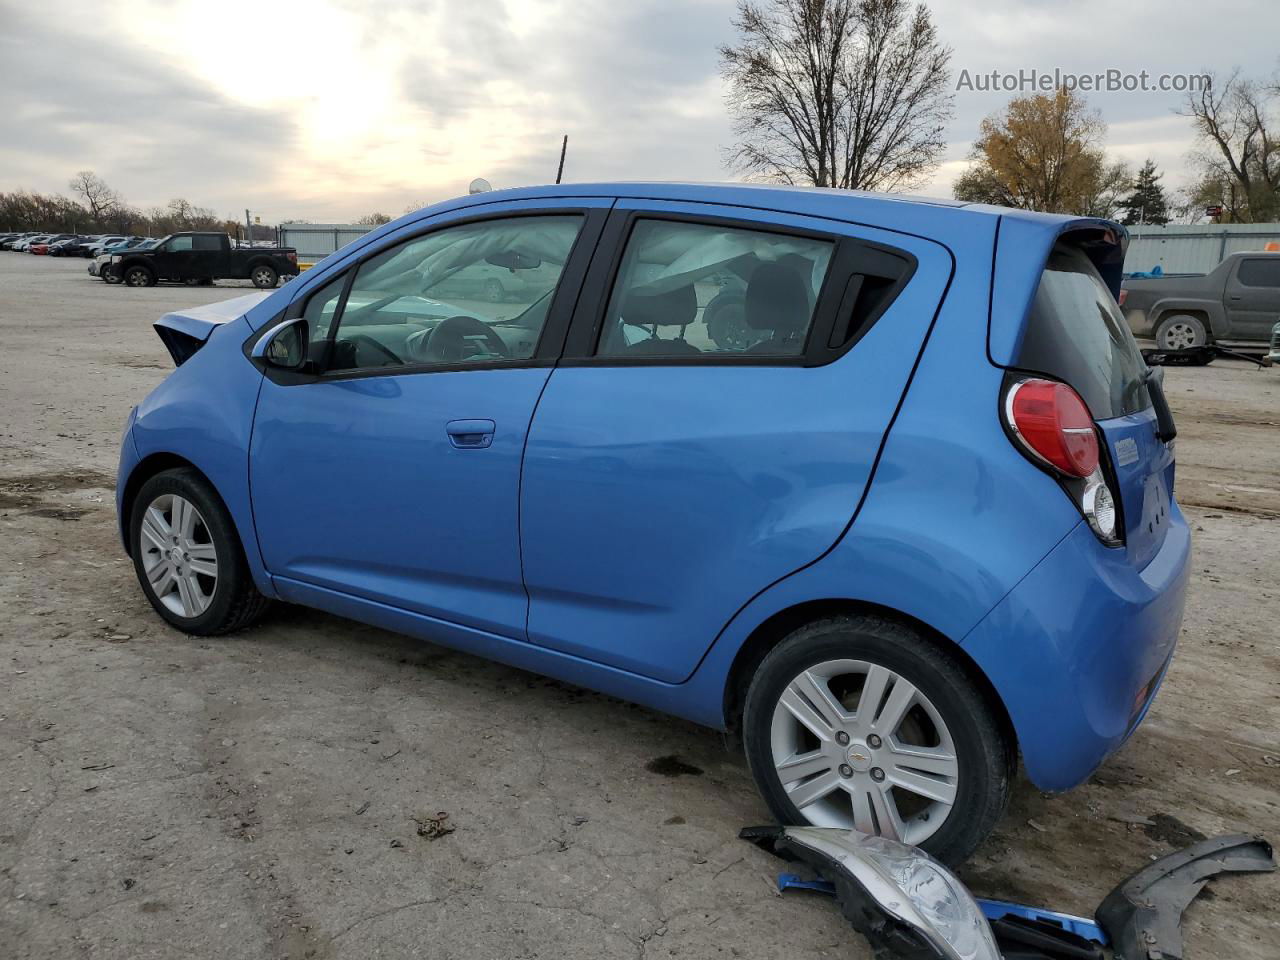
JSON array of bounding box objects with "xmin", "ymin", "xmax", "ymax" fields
[{"xmin": 1095, "ymin": 833, "xmax": 1275, "ymax": 960}]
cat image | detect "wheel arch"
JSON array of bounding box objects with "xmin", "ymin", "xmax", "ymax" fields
[
  {"xmin": 1150, "ymin": 300, "xmax": 1224, "ymax": 339},
  {"xmin": 119, "ymin": 452, "xmax": 209, "ymax": 557},
  {"xmin": 721, "ymin": 597, "xmax": 1017, "ymax": 760}
]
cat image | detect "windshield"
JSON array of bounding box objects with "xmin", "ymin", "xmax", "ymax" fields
[{"xmin": 1018, "ymin": 243, "xmax": 1151, "ymax": 418}]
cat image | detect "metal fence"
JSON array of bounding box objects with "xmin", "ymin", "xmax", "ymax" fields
[
  {"xmin": 278, "ymin": 223, "xmax": 373, "ymax": 263},
  {"xmin": 1124, "ymin": 223, "xmax": 1280, "ymax": 275}
]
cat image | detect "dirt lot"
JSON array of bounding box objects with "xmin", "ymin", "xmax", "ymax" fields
[{"xmin": 1, "ymin": 253, "xmax": 1277, "ymax": 960}]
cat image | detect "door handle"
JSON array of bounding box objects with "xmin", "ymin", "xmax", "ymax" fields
[
  {"xmin": 446, "ymin": 419, "xmax": 495, "ymax": 449},
  {"xmin": 1228, "ymin": 295, "xmax": 1242, "ymax": 301}
]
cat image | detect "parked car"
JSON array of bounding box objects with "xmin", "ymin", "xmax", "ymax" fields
[
  {"xmin": 116, "ymin": 183, "xmax": 1189, "ymax": 865},
  {"xmin": 14, "ymin": 234, "xmax": 53, "ymax": 252},
  {"xmin": 3, "ymin": 233, "xmax": 40, "ymax": 250},
  {"xmin": 85, "ymin": 235, "xmax": 136, "ymax": 258},
  {"xmin": 30, "ymin": 234, "xmax": 75, "ymax": 255},
  {"xmin": 92, "ymin": 239, "xmax": 156, "ymax": 281},
  {"xmin": 1122, "ymin": 251, "xmax": 1280, "ymax": 348},
  {"xmin": 108, "ymin": 232, "xmax": 298, "ymax": 288},
  {"xmin": 48, "ymin": 236, "xmax": 92, "ymax": 257}
]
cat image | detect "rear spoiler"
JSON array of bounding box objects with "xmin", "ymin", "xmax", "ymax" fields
[{"xmin": 154, "ymin": 291, "xmax": 270, "ymax": 365}]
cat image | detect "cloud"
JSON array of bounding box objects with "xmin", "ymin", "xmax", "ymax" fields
[{"xmin": 1, "ymin": 0, "xmax": 1276, "ymax": 220}]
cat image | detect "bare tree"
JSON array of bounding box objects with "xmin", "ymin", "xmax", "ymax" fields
[
  {"xmin": 1182, "ymin": 69, "xmax": 1280, "ymax": 222},
  {"xmin": 68, "ymin": 171, "xmax": 119, "ymax": 223},
  {"xmin": 719, "ymin": 0, "xmax": 953, "ymax": 191},
  {"xmin": 355, "ymin": 212, "xmax": 393, "ymax": 225}
]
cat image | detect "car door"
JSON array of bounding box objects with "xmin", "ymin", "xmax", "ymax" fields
[
  {"xmin": 249, "ymin": 201, "xmax": 608, "ymax": 639},
  {"xmin": 518, "ymin": 200, "xmax": 953, "ymax": 683},
  {"xmin": 154, "ymin": 235, "xmax": 194, "ymax": 280},
  {"xmin": 190, "ymin": 233, "xmax": 227, "ymax": 278},
  {"xmin": 1225, "ymin": 256, "xmax": 1280, "ymax": 340}
]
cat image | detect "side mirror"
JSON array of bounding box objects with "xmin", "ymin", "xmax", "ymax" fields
[{"xmin": 251, "ymin": 317, "xmax": 309, "ymax": 370}]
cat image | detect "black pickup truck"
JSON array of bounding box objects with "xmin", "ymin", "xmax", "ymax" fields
[
  {"xmin": 1121, "ymin": 251, "xmax": 1280, "ymax": 349},
  {"xmin": 106, "ymin": 232, "xmax": 299, "ymax": 289}
]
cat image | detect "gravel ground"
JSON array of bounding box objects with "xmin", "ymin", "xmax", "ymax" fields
[{"xmin": 2, "ymin": 254, "xmax": 1277, "ymax": 960}]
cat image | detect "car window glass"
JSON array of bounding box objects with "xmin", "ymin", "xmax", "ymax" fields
[
  {"xmin": 596, "ymin": 219, "xmax": 834, "ymax": 358},
  {"xmin": 192, "ymin": 234, "xmax": 222, "ymax": 252},
  {"xmin": 1019, "ymin": 244, "xmax": 1150, "ymax": 418},
  {"xmin": 303, "ymin": 272, "xmax": 347, "ymax": 344},
  {"xmin": 325, "ymin": 215, "xmax": 583, "ymax": 373},
  {"xmin": 166, "ymin": 236, "xmax": 193, "ymax": 252},
  {"xmin": 1236, "ymin": 258, "xmax": 1280, "ymax": 287}
]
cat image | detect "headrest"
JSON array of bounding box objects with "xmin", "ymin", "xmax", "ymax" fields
[
  {"xmin": 745, "ymin": 262, "xmax": 810, "ymax": 333},
  {"xmin": 621, "ymin": 284, "xmax": 697, "ymax": 327}
]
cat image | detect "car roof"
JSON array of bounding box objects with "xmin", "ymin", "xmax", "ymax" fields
[{"xmin": 439, "ymin": 181, "xmax": 1106, "ymax": 232}]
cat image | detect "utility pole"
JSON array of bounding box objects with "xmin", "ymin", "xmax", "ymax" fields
[
  {"xmin": 555, "ymin": 135, "xmax": 568, "ymax": 185},
  {"xmin": 245, "ymin": 208, "xmax": 252, "ymax": 246}
]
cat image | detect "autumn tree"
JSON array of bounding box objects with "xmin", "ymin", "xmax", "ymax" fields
[
  {"xmin": 68, "ymin": 170, "xmax": 119, "ymax": 222},
  {"xmin": 1118, "ymin": 160, "xmax": 1171, "ymax": 225},
  {"xmin": 953, "ymin": 89, "xmax": 1130, "ymax": 217},
  {"xmin": 719, "ymin": 0, "xmax": 953, "ymax": 190},
  {"xmin": 1182, "ymin": 69, "xmax": 1280, "ymax": 223}
]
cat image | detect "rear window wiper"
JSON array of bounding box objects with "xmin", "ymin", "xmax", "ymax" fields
[{"xmin": 1141, "ymin": 365, "xmax": 1178, "ymax": 443}]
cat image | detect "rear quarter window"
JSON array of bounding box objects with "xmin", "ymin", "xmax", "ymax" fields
[{"xmin": 1017, "ymin": 243, "xmax": 1150, "ymax": 419}]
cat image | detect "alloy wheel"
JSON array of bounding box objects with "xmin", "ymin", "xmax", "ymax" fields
[
  {"xmin": 138, "ymin": 493, "xmax": 219, "ymax": 619},
  {"xmin": 1164, "ymin": 321, "xmax": 1199, "ymax": 349},
  {"xmin": 769, "ymin": 659, "xmax": 959, "ymax": 846}
]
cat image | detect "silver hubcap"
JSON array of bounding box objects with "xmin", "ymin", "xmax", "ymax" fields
[
  {"xmin": 1164, "ymin": 321, "xmax": 1198, "ymax": 349},
  {"xmin": 139, "ymin": 494, "xmax": 218, "ymax": 618},
  {"xmin": 254, "ymin": 268, "xmax": 271, "ymax": 284},
  {"xmin": 770, "ymin": 660, "xmax": 959, "ymax": 846}
]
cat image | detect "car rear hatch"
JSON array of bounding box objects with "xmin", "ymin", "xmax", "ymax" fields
[{"xmin": 1009, "ymin": 229, "xmax": 1175, "ymax": 569}]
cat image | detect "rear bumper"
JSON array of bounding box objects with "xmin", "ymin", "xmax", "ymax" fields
[{"xmin": 961, "ymin": 503, "xmax": 1191, "ymax": 791}]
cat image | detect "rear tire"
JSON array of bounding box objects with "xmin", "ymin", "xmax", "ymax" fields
[
  {"xmin": 742, "ymin": 615, "xmax": 1012, "ymax": 866},
  {"xmin": 251, "ymin": 265, "xmax": 278, "ymax": 289},
  {"xmin": 129, "ymin": 468, "xmax": 271, "ymax": 635},
  {"xmin": 1155, "ymin": 314, "xmax": 1207, "ymax": 350}
]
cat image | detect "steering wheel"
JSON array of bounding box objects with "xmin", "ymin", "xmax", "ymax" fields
[
  {"xmin": 416, "ymin": 315, "xmax": 511, "ymax": 363},
  {"xmin": 344, "ymin": 333, "xmax": 404, "ymax": 366}
]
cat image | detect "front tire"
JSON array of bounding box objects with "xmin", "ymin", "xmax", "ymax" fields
[
  {"xmin": 1155, "ymin": 313, "xmax": 1208, "ymax": 350},
  {"xmin": 743, "ymin": 615, "xmax": 1012, "ymax": 866},
  {"xmin": 123, "ymin": 265, "xmax": 156, "ymax": 287},
  {"xmin": 130, "ymin": 468, "xmax": 271, "ymax": 635},
  {"xmin": 251, "ymin": 265, "xmax": 278, "ymax": 289}
]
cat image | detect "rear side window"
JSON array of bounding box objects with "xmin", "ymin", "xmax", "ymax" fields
[
  {"xmin": 1018, "ymin": 243, "xmax": 1150, "ymax": 418},
  {"xmin": 596, "ymin": 220, "xmax": 835, "ymax": 358},
  {"xmin": 192, "ymin": 234, "xmax": 223, "ymax": 251},
  {"xmin": 1236, "ymin": 258, "xmax": 1280, "ymax": 287}
]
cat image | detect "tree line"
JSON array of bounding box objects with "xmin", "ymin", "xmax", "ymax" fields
[
  {"xmin": 720, "ymin": 0, "xmax": 1279, "ymax": 224},
  {"xmin": 0, "ymin": 172, "xmax": 239, "ymax": 237}
]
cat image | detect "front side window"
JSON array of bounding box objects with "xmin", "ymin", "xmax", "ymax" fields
[
  {"xmin": 596, "ymin": 220, "xmax": 834, "ymax": 358},
  {"xmin": 166, "ymin": 235, "xmax": 193, "ymax": 252},
  {"xmin": 323, "ymin": 215, "xmax": 583, "ymax": 373}
]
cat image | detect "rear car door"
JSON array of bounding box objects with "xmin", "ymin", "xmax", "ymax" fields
[
  {"xmin": 1224, "ymin": 256, "xmax": 1280, "ymax": 340},
  {"xmin": 190, "ymin": 233, "xmax": 227, "ymax": 278},
  {"xmin": 518, "ymin": 200, "xmax": 952, "ymax": 682},
  {"xmin": 249, "ymin": 201, "xmax": 608, "ymax": 638}
]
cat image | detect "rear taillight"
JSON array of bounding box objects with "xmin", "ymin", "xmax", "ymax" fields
[
  {"xmin": 1005, "ymin": 379, "xmax": 1098, "ymax": 477},
  {"xmin": 1117, "ymin": 288, "xmax": 1128, "ymax": 307},
  {"xmin": 287, "ymin": 251, "xmax": 297, "ymax": 264},
  {"xmin": 1004, "ymin": 377, "xmax": 1122, "ymax": 547}
]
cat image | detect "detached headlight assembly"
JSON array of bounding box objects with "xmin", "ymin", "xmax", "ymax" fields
[{"xmin": 743, "ymin": 826, "xmax": 1000, "ymax": 960}]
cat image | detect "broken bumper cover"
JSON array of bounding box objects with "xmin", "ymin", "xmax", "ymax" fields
[{"xmin": 1095, "ymin": 833, "xmax": 1275, "ymax": 960}]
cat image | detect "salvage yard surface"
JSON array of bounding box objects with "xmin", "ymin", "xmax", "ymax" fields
[{"xmin": 1, "ymin": 254, "xmax": 1277, "ymax": 959}]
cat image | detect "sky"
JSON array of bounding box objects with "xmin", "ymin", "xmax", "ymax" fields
[{"xmin": 0, "ymin": 0, "xmax": 1276, "ymax": 224}]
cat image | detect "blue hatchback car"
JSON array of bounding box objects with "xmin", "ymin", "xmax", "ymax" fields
[{"xmin": 116, "ymin": 183, "xmax": 1190, "ymax": 864}]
